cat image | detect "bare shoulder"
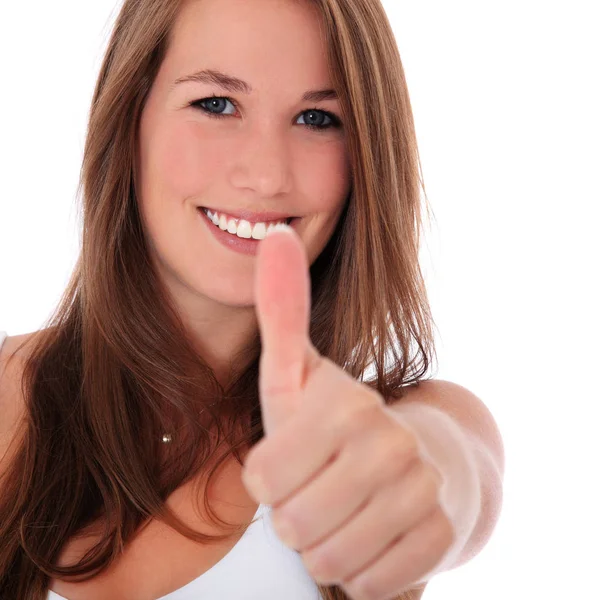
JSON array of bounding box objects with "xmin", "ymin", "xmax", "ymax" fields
[
  {"xmin": 0, "ymin": 333, "xmax": 31, "ymax": 431},
  {"xmin": 0, "ymin": 331, "xmax": 39, "ymax": 476}
]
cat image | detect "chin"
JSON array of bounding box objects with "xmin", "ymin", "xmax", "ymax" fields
[{"xmin": 196, "ymin": 279, "xmax": 256, "ymax": 309}]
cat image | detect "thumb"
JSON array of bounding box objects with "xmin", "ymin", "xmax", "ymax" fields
[{"xmin": 254, "ymin": 225, "xmax": 311, "ymax": 434}]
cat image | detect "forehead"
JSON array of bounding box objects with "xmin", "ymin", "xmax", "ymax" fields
[{"xmin": 165, "ymin": 0, "xmax": 332, "ymax": 91}]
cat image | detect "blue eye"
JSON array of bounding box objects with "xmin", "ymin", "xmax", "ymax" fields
[
  {"xmin": 194, "ymin": 96, "xmax": 236, "ymax": 117},
  {"xmin": 189, "ymin": 95, "xmax": 342, "ymax": 132}
]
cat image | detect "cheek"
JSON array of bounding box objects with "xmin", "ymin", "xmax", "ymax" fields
[
  {"xmin": 297, "ymin": 143, "xmax": 351, "ymax": 263},
  {"xmin": 301, "ymin": 142, "xmax": 351, "ymax": 215},
  {"xmin": 158, "ymin": 120, "xmax": 220, "ymax": 198}
]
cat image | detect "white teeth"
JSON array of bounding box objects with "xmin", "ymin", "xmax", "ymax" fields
[
  {"xmin": 251, "ymin": 222, "xmax": 267, "ymax": 239},
  {"xmin": 236, "ymin": 220, "xmax": 252, "ymax": 238},
  {"xmin": 266, "ymin": 222, "xmax": 293, "ymax": 236},
  {"xmin": 202, "ymin": 208, "xmax": 291, "ymax": 241}
]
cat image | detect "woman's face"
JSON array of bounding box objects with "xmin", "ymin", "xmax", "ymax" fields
[{"xmin": 136, "ymin": 0, "xmax": 351, "ymax": 310}]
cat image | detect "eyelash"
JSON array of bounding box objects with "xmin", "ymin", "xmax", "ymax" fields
[{"xmin": 188, "ymin": 95, "xmax": 342, "ymax": 132}]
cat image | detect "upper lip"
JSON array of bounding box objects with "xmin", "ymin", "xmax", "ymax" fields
[{"xmin": 199, "ymin": 206, "xmax": 296, "ymax": 224}]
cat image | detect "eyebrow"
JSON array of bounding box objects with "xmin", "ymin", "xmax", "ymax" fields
[{"xmin": 172, "ymin": 69, "xmax": 339, "ymax": 103}]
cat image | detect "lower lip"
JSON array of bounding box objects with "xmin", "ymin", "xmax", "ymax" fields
[{"xmin": 197, "ymin": 208, "xmax": 299, "ymax": 256}]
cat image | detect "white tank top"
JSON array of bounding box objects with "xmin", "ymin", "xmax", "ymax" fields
[{"xmin": 0, "ymin": 331, "xmax": 322, "ymax": 600}]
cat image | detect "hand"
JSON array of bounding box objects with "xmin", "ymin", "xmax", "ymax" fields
[{"xmin": 242, "ymin": 226, "xmax": 462, "ymax": 600}]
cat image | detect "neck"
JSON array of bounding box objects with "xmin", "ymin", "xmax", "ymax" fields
[{"xmin": 180, "ymin": 301, "xmax": 260, "ymax": 389}]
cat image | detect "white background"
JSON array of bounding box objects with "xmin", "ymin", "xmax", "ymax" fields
[{"xmin": 1, "ymin": 1, "xmax": 598, "ymax": 598}]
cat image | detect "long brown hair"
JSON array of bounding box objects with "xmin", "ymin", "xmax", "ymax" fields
[{"xmin": 0, "ymin": 0, "xmax": 436, "ymax": 598}]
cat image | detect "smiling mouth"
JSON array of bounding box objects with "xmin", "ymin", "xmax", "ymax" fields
[
  {"xmin": 198, "ymin": 207, "xmax": 298, "ymax": 241},
  {"xmin": 198, "ymin": 206, "xmax": 295, "ymax": 225}
]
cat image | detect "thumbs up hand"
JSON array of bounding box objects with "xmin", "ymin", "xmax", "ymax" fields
[{"xmin": 242, "ymin": 226, "xmax": 469, "ymax": 599}]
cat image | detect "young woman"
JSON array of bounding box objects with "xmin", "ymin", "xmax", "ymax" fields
[{"xmin": 0, "ymin": 0, "xmax": 504, "ymax": 599}]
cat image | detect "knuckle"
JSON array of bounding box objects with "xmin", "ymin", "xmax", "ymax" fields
[
  {"xmin": 373, "ymin": 434, "xmax": 420, "ymax": 485},
  {"xmin": 376, "ymin": 439, "xmax": 410, "ymax": 484},
  {"xmin": 309, "ymin": 547, "xmax": 338, "ymax": 580},
  {"xmin": 389, "ymin": 433, "xmax": 419, "ymax": 469},
  {"xmin": 336, "ymin": 402, "xmax": 378, "ymax": 439},
  {"xmin": 343, "ymin": 407, "xmax": 362, "ymax": 433}
]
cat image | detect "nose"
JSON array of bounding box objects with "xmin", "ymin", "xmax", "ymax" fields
[{"xmin": 229, "ymin": 122, "xmax": 293, "ymax": 198}]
